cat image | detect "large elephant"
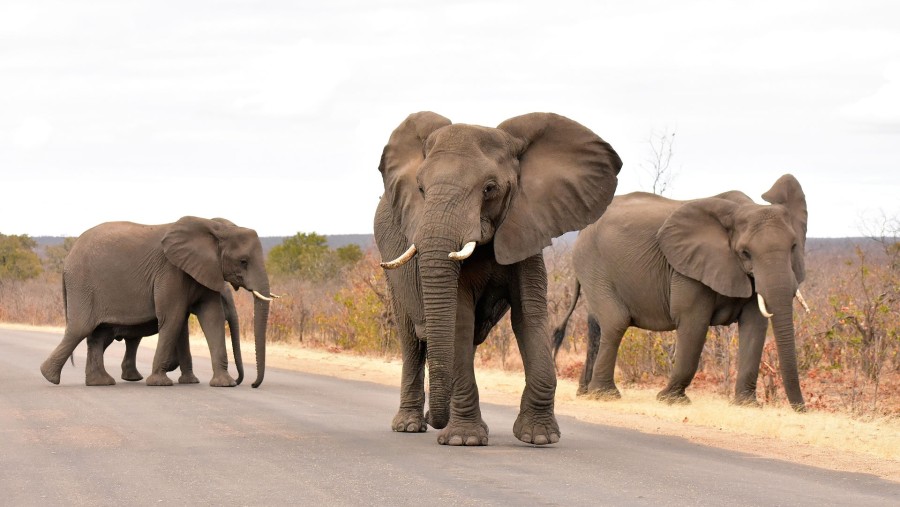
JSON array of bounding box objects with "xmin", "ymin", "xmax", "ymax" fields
[
  {"xmin": 40, "ymin": 216, "xmax": 273, "ymax": 388},
  {"xmin": 375, "ymin": 112, "xmax": 622, "ymax": 445},
  {"xmin": 552, "ymin": 175, "xmax": 809, "ymax": 410},
  {"xmin": 105, "ymin": 283, "xmax": 243, "ymax": 385}
]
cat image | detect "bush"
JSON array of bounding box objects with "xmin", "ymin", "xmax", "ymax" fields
[{"xmin": 0, "ymin": 233, "xmax": 43, "ymax": 281}]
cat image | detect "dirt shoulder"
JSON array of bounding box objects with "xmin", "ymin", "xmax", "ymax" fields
[{"xmin": 10, "ymin": 323, "xmax": 898, "ymax": 483}]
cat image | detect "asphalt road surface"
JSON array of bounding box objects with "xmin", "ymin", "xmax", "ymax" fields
[{"xmin": 1, "ymin": 327, "xmax": 897, "ymax": 506}]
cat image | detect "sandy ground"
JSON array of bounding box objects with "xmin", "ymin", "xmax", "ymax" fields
[{"xmin": 10, "ymin": 322, "xmax": 898, "ymax": 483}]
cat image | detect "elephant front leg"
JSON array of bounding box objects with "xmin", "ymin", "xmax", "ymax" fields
[
  {"xmin": 733, "ymin": 308, "xmax": 768, "ymax": 406},
  {"xmin": 436, "ymin": 295, "xmax": 489, "ymax": 446},
  {"xmin": 85, "ymin": 331, "xmax": 116, "ymax": 386},
  {"xmin": 510, "ymin": 258, "xmax": 559, "ymax": 445},
  {"xmin": 658, "ymin": 320, "xmax": 711, "ymax": 404},
  {"xmin": 196, "ymin": 296, "xmax": 236, "ymax": 387},
  {"xmin": 392, "ymin": 310, "xmax": 428, "ymax": 433}
]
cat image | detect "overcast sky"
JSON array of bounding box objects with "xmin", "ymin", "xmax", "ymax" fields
[{"xmin": 1, "ymin": 0, "xmax": 898, "ymax": 238}]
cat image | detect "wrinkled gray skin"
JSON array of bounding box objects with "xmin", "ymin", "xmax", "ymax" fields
[
  {"xmin": 41, "ymin": 216, "xmax": 271, "ymax": 388},
  {"xmin": 375, "ymin": 112, "xmax": 621, "ymax": 445},
  {"xmin": 106, "ymin": 284, "xmax": 244, "ymax": 385},
  {"xmin": 552, "ymin": 175, "xmax": 808, "ymax": 411}
]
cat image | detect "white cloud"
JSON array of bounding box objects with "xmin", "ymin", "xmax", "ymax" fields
[
  {"xmin": 11, "ymin": 117, "xmax": 53, "ymax": 150},
  {"xmin": 841, "ymin": 60, "xmax": 900, "ymax": 128}
]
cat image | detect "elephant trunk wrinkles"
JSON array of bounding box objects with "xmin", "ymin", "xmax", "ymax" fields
[
  {"xmin": 418, "ymin": 237, "xmax": 462, "ymax": 430},
  {"xmin": 770, "ymin": 301, "xmax": 804, "ymax": 410},
  {"xmin": 251, "ymin": 288, "xmax": 270, "ymax": 388}
]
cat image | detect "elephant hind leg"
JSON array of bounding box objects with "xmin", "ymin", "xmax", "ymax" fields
[
  {"xmin": 121, "ymin": 338, "xmax": 144, "ymax": 381},
  {"xmin": 585, "ymin": 303, "xmax": 629, "ymax": 400},
  {"xmin": 41, "ymin": 325, "xmax": 92, "ymax": 384}
]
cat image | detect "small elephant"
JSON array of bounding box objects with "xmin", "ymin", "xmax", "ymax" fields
[
  {"xmin": 375, "ymin": 112, "xmax": 621, "ymax": 445},
  {"xmin": 552, "ymin": 175, "xmax": 809, "ymax": 410},
  {"xmin": 41, "ymin": 216, "xmax": 273, "ymax": 388},
  {"xmin": 103, "ymin": 283, "xmax": 243, "ymax": 385}
]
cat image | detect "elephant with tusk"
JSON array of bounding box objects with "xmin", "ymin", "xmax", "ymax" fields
[
  {"xmin": 41, "ymin": 216, "xmax": 273, "ymax": 388},
  {"xmin": 552, "ymin": 175, "xmax": 810, "ymax": 411},
  {"xmin": 375, "ymin": 111, "xmax": 622, "ymax": 445}
]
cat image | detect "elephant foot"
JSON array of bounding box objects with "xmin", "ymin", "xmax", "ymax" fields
[
  {"xmin": 657, "ymin": 388, "xmax": 690, "ymax": 405},
  {"xmin": 732, "ymin": 392, "xmax": 761, "ymax": 408},
  {"xmin": 121, "ymin": 368, "xmax": 144, "ymax": 382},
  {"xmin": 178, "ymin": 372, "xmax": 200, "ymax": 384},
  {"xmin": 40, "ymin": 360, "xmax": 61, "ymax": 385},
  {"xmin": 146, "ymin": 372, "xmax": 174, "ymax": 386},
  {"xmin": 513, "ymin": 410, "xmax": 560, "ymax": 445},
  {"xmin": 209, "ymin": 372, "xmax": 237, "ymax": 387},
  {"xmin": 583, "ymin": 384, "xmax": 621, "ymax": 401},
  {"xmin": 392, "ymin": 409, "xmax": 427, "ymax": 433},
  {"xmin": 86, "ymin": 372, "xmax": 117, "ymax": 386},
  {"xmin": 437, "ymin": 418, "xmax": 489, "ymax": 446},
  {"xmin": 791, "ymin": 402, "xmax": 807, "ymax": 413}
]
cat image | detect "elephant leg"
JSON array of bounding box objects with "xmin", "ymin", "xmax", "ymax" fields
[
  {"xmin": 392, "ymin": 306, "xmax": 427, "ymax": 433},
  {"xmin": 176, "ymin": 323, "xmax": 200, "ymax": 384},
  {"xmin": 585, "ymin": 321, "xmax": 627, "ymax": 400},
  {"xmin": 510, "ymin": 257, "xmax": 559, "ymax": 446},
  {"xmin": 121, "ymin": 338, "xmax": 144, "ymax": 381},
  {"xmin": 576, "ymin": 316, "xmax": 601, "ymax": 395},
  {"xmin": 658, "ymin": 321, "xmax": 710, "ymax": 404},
  {"xmin": 41, "ymin": 324, "xmax": 92, "ymax": 384},
  {"xmin": 85, "ymin": 329, "xmax": 116, "ymax": 386},
  {"xmin": 437, "ymin": 291, "xmax": 488, "ymax": 446},
  {"xmin": 734, "ymin": 307, "xmax": 768, "ymax": 406},
  {"xmin": 195, "ymin": 296, "xmax": 236, "ymax": 387},
  {"xmin": 146, "ymin": 319, "xmax": 183, "ymax": 386}
]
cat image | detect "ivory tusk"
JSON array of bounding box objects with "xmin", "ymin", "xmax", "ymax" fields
[
  {"xmin": 757, "ymin": 293, "xmax": 774, "ymax": 318},
  {"xmin": 252, "ymin": 290, "xmax": 274, "ymax": 302},
  {"xmin": 380, "ymin": 244, "xmax": 417, "ymax": 269},
  {"xmin": 269, "ymin": 293, "xmax": 283, "ymax": 299},
  {"xmin": 795, "ymin": 290, "xmax": 810, "ymax": 313},
  {"xmin": 448, "ymin": 241, "xmax": 477, "ymax": 261}
]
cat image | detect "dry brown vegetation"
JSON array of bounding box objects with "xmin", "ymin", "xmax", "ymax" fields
[{"xmin": 2, "ymin": 237, "xmax": 898, "ymax": 419}]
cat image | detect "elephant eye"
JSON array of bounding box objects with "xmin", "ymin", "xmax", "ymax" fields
[
  {"xmin": 483, "ymin": 182, "xmax": 498, "ymax": 199},
  {"xmin": 418, "ymin": 185, "xmax": 425, "ymax": 197},
  {"xmin": 240, "ymin": 259, "xmax": 249, "ymax": 269},
  {"xmin": 740, "ymin": 250, "xmax": 751, "ymax": 261}
]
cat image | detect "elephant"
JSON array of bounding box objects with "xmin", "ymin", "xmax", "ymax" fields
[
  {"xmin": 551, "ymin": 174, "xmax": 809, "ymax": 411},
  {"xmin": 103, "ymin": 283, "xmax": 243, "ymax": 385},
  {"xmin": 40, "ymin": 216, "xmax": 273, "ymax": 388},
  {"xmin": 375, "ymin": 111, "xmax": 622, "ymax": 445}
]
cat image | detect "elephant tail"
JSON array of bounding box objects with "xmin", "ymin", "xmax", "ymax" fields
[{"xmin": 551, "ymin": 279, "xmax": 581, "ymax": 362}]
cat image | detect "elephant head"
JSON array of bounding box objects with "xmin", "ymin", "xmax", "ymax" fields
[
  {"xmin": 161, "ymin": 216, "xmax": 272, "ymax": 388},
  {"xmin": 657, "ymin": 174, "xmax": 808, "ymax": 408},
  {"xmin": 378, "ymin": 112, "xmax": 621, "ymax": 427}
]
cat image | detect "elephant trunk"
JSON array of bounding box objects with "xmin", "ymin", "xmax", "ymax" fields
[
  {"xmin": 770, "ymin": 299, "xmax": 804, "ymax": 411},
  {"xmin": 418, "ymin": 235, "xmax": 462, "ymax": 430},
  {"xmin": 756, "ymin": 258, "xmax": 805, "ymax": 411},
  {"xmin": 251, "ymin": 285, "xmax": 270, "ymax": 388}
]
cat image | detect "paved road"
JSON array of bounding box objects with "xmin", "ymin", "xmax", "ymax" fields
[{"xmin": 1, "ymin": 327, "xmax": 897, "ymax": 506}]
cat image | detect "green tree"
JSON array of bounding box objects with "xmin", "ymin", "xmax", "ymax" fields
[
  {"xmin": 267, "ymin": 232, "xmax": 334, "ymax": 280},
  {"xmin": 43, "ymin": 237, "xmax": 77, "ymax": 274},
  {"xmin": 335, "ymin": 244, "xmax": 363, "ymax": 266},
  {"xmin": 0, "ymin": 233, "xmax": 43, "ymax": 281}
]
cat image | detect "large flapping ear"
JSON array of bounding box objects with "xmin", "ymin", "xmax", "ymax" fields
[
  {"xmin": 494, "ymin": 113, "xmax": 622, "ymax": 265},
  {"xmin": 162, "ymin": 216, "xmax": 226, "ymax": 291},
  {"xmin": 657, "ymin": 198, "xmax": 753, "ymax": 298},
  {"xmin": 378, "ymin": 112, "xmax": 452, "ymax": 241},
  {"xmin": 761, "ymin": 173, "xmax": 807, "ymax": 283}
]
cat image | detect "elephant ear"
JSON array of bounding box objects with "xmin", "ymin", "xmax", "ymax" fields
[
  {"xmin": 761, "ymin": 173, "xmax": 807, "ymax": 283},
  {"xmin": 494, "ymin": 113, "xmax": 622, "ymax": 265},
  {"xmin": 162, "ymin": 216, "xmax": 225, "ymax": 292},
  {"xmin": 378, "ymin": 112, "xmax": 452, "ymax": 242},
  {"xmin": 657, "ymin": 197, "xmax": 753, "ymax": 298}
]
